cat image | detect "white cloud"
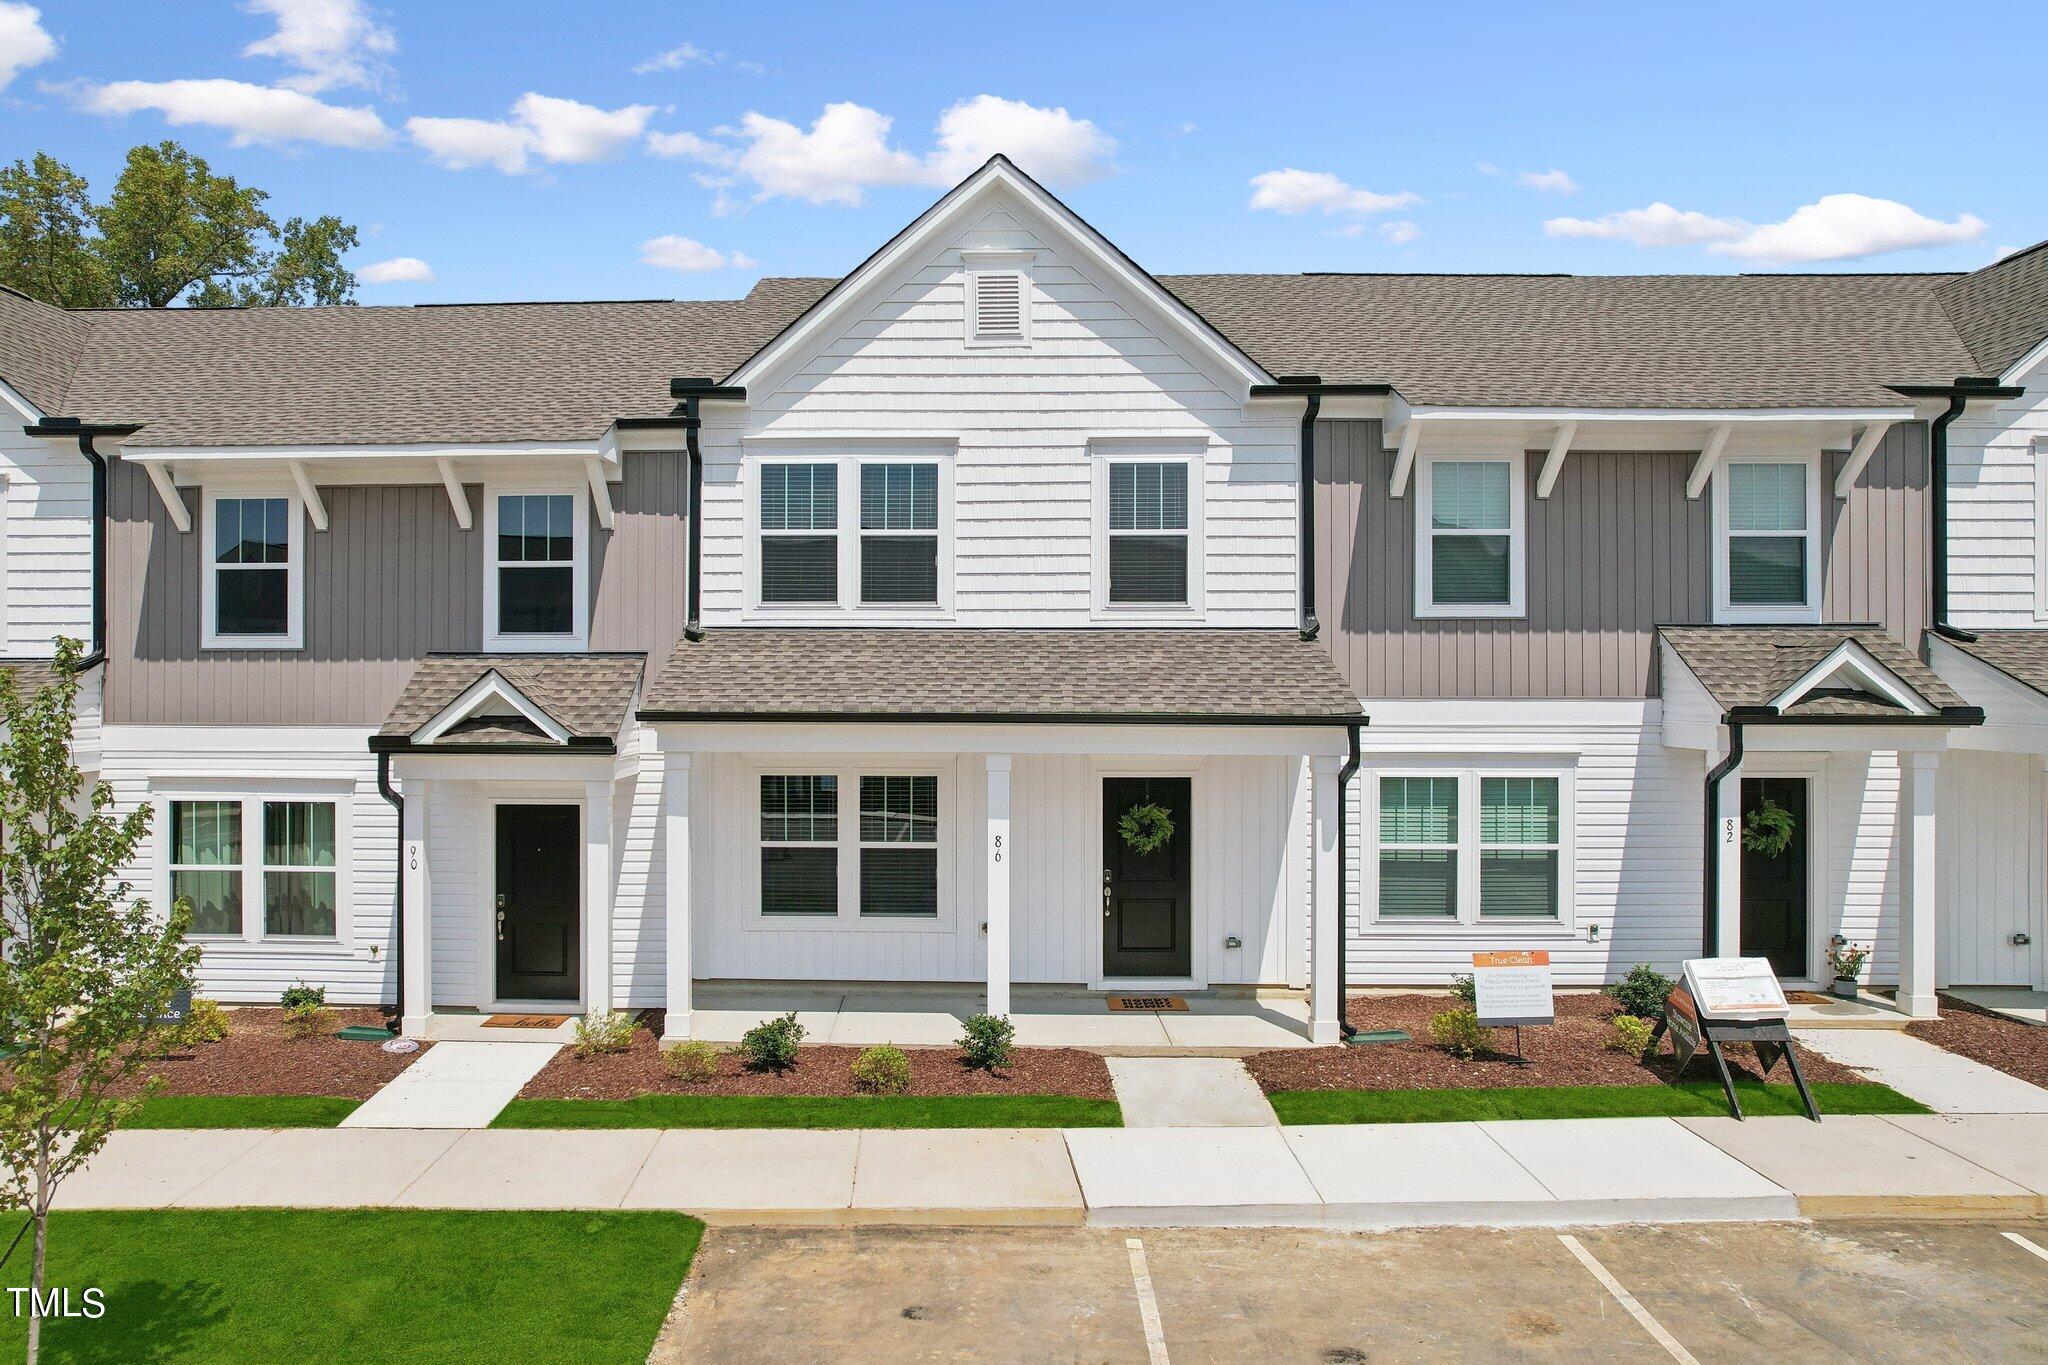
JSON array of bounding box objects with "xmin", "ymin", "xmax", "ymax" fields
[
  {"xmin": 1517, "ymin": 168, "xmax": 1576, "ymax": 195},
  {"xmin": 358, "ymin": 255, "xmax": 433, "ymax": 284},
  {"xmin": 639, "ymin": 234, "xmax": 755, "ymax": 273},
  {"xmin": 408, "ymin": 93, "xmax": 655, "ymax": 174},
  {"xmin": 634, "ymin": 42, "xmax": 710, "ymax": 74},
  {"xmin": 242, "ymin": 0, "xmax": 395, "ymax": 93},
  {"xmin": 1543, "ymin": 201, "xmax": 1747, "ymax": 248},
  {"xmin": 1380, "ymin": 220, "xmax": 1421, "ymax": 245},
  {"xmin": 1248, "ymin": 168, "xmax": 1421, "ymax": 217},
  {"xmin": 650, "ymin": 96, "xmax": 1116, "ymax": 207},
  {"xmin": 1709, "ymin": 193, "xmax": 1985, "ymax": 264},
  {"xmin": 74, "ymin": 77, "xmax": 389, "ymax": 148},
  {"xmin": 0, "ymin": 2, "xmax": 58, "ymax": 91}
]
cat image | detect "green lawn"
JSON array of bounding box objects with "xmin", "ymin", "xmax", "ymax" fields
[
  {"xmin": 1267, "ymin": 1080, "xmax": 1929, "ymax": 1125},
  {"xmin": 0, "ymin": 1209, "xmax": 702, "ymax": 1364},
  {"xmin": 124, "ymin": 1095, "xmax": 361, "ymax": 1128},
  {"xmin": 493, "ymin": 1093, "xmax": 1123, "ymax": 1129}
]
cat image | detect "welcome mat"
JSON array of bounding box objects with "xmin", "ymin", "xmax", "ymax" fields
[
  {"xmin": 1104, "ymin": 994, "xmax": 1188, "ymax": 1012},
  {"xmin": 483, "ymin": 1014, "xmax": 569, "ymax": 1029}
]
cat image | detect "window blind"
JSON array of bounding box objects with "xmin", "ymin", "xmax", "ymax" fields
[
  {"xmin": 1479, "ymin": 777, "xmax": 1560, "ymax": 920},
  {"xmin": 860, "ymin": 464, "xmax": 939, "ymax": 603},
  {"xmin": 263, "ymin": 800, "xmax": 337, "ymax": 936},
  {"xmin": 1429, "ymin": 462, "xmax": 1512, "ymax": 607},
  {"xmin": 760, "ymin": 775, "xmax": 837, "ymax": 915},
  {"xmin": 859, "ymin": 775, "xmax": 938, "ymax": 917},
  {"xmin": 762, "ymin": 464, "xmax": 839, "ymax": 603},
  {"xmin": 171, "ymin": 800, "xmax": 242, "ymax": 935},
  {"xmin": 1108, "ymin": 463, "xmax": 1190, "ymax": 604},
  {"xmin": 1379, "ymin": 776, "xmax": 1458, "ymax": 920}
]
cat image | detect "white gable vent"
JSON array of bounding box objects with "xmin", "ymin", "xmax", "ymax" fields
[{"xmin": 964, "ymin": 253, "xmax": 1033, "ymax": 346}]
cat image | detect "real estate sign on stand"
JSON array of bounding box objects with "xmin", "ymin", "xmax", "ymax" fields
[
  {"xmin": 1682, "ymin": 957, "xmax": 1790, "ymax": 1021},
  {"xmin": 1471, "ymin": 951, "xmax": 1555, "ymax": 1027}
]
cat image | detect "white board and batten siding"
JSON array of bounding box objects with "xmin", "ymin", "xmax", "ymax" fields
[
  {"xmin": 1939, "ymin": 749, "xmax": 2047, "ymax": 987},
  {"xmin": 697, "ymin": 198, "xmax": 1299, "ymax": 628},
  {"xmin": 1948, "ymin": 352, "xmax": 2048, "ymax": 628}
]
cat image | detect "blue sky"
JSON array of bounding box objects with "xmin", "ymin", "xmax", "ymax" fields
[{"xmin": 3, "ymin": 1, "xmax": 2041, "ymax": 304}]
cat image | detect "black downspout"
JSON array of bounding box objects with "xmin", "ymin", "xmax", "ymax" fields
[
  {"xmin": 1335, "ymin": 721, "xmax": 1361, "ymax": 1039},
  {"xmin": 21, "ymin": 419, "xmax": 138, "ymax": 670},
  {"xmin": 1927, "ymin": 391, "xmax": 1975, "ymax": 645},
  {"xmin": 376, "ymin": 751, "xmax": 404, "ymax": 1030},
  {"xmin": 682, "ymin": 402, "xmax": 705, "ymax": 642},
  {"xmin": 1701, "ymin": 717, "xmax": 1748, "ymax": 956},
  {"xmin": 1298, "ymin": 388, "xmax": 1322, "ymax": 641}
]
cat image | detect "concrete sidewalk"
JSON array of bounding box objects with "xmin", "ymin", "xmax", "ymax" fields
[
  {"xmin": 341, "ymin": 1041, "xmax": 560, "ymax": 1129},
  {"xmin": 1793, "ymin": 1028, "xmax": 2048, "ymax": 1114}
]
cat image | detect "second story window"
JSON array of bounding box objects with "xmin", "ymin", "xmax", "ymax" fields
[
  {"xmin": 1717, "ymin": 459, "xmax": 1818, "ymax": 621},
  {"xmin": 860, "ymin": 463, "xmax": 939, "ymax": 604},
  {"xmin": 1417, "ymin": 455, "xmax": 1524, "ymax": 618},
  {"xmin": 1107, "ymin": 461, "xmax": 1190, "ymax": 605},
  {"xmin": 485, "ymin": 487, "xmax": 587, "ymax": 649},
  {"xmin": 760, "ymin": 463, "xmax": 838, "ymax": 604},
  {"xmin": 203, "ymin": 492, "xmax": 301, "ymax": 649}
]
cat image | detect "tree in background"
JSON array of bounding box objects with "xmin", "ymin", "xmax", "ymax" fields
[
  {"xmin": 0, "ymin": 141, "xmax": 358, "ymax": 309},
  {"xmin": 0, "ymin": 640, "xmax": 197, "ymax": 1363}
]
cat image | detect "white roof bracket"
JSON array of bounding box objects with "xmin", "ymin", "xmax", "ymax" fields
[
  {"xmin": 435, "ymin": 459, "xmax": 472, "ymax": 530},
  {"xmin": 1388, "ymin": 422, "xmax": 1423, "ymax": 498},
  {"xmin": 1685, "ymin": 423, "xmax": 1733, "ymax": 500},
  {"xmin": 287, "ymin": 460, "xmax": 328, "ymax": 532},
  {"xmin": 585, "ymin": 456, "xmax": 616, "ymax": 530},
  {"xmin": 141, "ymin": 461, "xmax": 191, "ymax": 533},
  {"xmin": 1535, "ymin": 421, "xmax": 1577, "ymax": 499},
  {"xmin": 1833, "ymin": 420, "xmax": 1896, "ymax": 498}
]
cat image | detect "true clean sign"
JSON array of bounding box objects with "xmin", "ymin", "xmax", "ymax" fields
[{"xmin": 1471, "ymin": 950, "xmax": 1555, "ymax": 1027}]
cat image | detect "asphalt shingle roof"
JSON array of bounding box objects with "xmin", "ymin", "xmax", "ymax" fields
[
  {"xmin": 639, "ymin": 629, "xmax": 1362, "ymax": 720},
  {"xmin": 1943, "ymin": 629, "xmax": 2048, "ymax": 699},
  {"xmin": 378, "ymin": 653, "xmax": 645, "ymax": 747},
  {"xmin": 1659, "ymin": 625, "xmax": 1972, "ymax": 719},
  {"xmin": 1934, "ymin": 241, "xmax": 2048, "ymax": 378},
  {"xmin": 0, "ymin": 287, "xmax": 97, "ymax": 417}
]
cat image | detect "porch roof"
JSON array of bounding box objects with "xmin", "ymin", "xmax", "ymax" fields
[
  {"xmin": 1937, "ymin": 629, "xmax": 2048, "ymax": 701},
  {"xmin": 637, "ymin": 628, "xmax": 1363, "ymax": 724},
  {"xmin": 1658, "ymin": 625, "xmax": 1975, "ymax": 722},
  {"xmin": 0, "ymin": 660, "xmax": 64, "ymax": 694},
  {"xmin": 373, "ymin": 652, "xmax": 645, "ymax": 753}
]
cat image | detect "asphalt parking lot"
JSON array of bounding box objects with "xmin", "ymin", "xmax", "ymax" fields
[{"xmin": 655, "ymin": 1219, "xmax": 2048, "ymax": 1363}]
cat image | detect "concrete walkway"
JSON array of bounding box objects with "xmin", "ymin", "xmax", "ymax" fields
[
  {"xmin": 1105, "ymin": 1058, "xmax": 1276, "ymax": 1127},
  {"xmin": 1794, "ymin": 1028, "xmax": 2048, "ymax": 1114},
  {"xmin": 341, "ymin": 1041, "xmax": 560, "ymax": 1129}
]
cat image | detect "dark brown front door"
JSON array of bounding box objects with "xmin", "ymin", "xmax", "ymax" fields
[
  {"xmin": 1740, "ymin": 776, "xmax": 1810, "ymax": 979},
  {"xmin": 495, "ymin": 804, "xmax": 580, "ymax": 1001},
  {"xmin": 1102, "ymin": 777, "xmax": 1192, "ymax": 978}
]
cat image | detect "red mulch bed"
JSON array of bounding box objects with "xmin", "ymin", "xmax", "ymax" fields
[
  {"xmin": 112, "ymin": 1008, "xmax": 430, "ymax": 1099},
  {"xmin": 1245, "ymin": 992, "xmax": 1865, "ymax": 1093},
  {"xmin": 520, "ymin": 1018, "xmax": 1114, "ymax": 1101},
  {"xmin": 1907, "ymin": 995, "xmax": 2048, "ymax": 1089}
]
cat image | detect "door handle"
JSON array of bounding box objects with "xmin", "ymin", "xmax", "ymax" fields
[
  {"xmin": 496, "ymin": 901, "xmax": 507, "ymax": 941},
  {"xmin": 1102, "ymin": 868, "xmax": 1112, "ymax": 919}
]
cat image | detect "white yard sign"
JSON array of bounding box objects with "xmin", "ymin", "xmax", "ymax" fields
[
  {"xmin": 1682, "ymin": 957, "xmax": 1789, "ymax": 1021},
  {"xmin": 1471, "ymin": 951, "xmax": 1555, "ymax": 1027}
]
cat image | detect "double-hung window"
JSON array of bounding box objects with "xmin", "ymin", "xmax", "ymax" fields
[
  {"xmin": 859, "ymin": 775, "xmax": 938, "ymax": 917},
  {"xmin": 204, "ymin": 493, "xmax": 301, "ymax": 648},
  {"xmin": 756, "ymin": 768, "xmax": 944, "ymax": 922},
  {"xmin": 760, "ymin": 463, "xmax": 839, "ymax": 604},
  {"xmin": 860, "ymin": 463, "xmax": 939, "ymax": 605},
  {"xmin": 1717, "ymin": 459, "xmax": 1817, "ymax": 620},
  {"xmin": 1107, "ymin": 462, "xmax": 1190, "ymax": 605},
  {"xmin": 1373, "ymin": 770, "xmax": 1569, "ymax": 927},
  {"xmin": 760, "ymin": 775, "xmax": 838, "ymax": 916},
  {"xmin": 1417, "ymin": 455, "xmax": 1524, "ymax": 617},
  {"xmin": 167, "ymin": 795, "xmax": 344, "ymax": 943},
  {"xmin": 489, "ymin": 491, "xmax": 582, "ymax": 645}
]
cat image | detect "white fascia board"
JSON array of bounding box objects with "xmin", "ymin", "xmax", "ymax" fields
[
  {"xmin": 741, "ymin": 433, "xmax": 961, "ymax": 452},
  {"xmin": 1741, "ymin": 724, "xmax": 1953, "ymax": 755},
  {"xmin": 1927, "ymin": 634, "xmax": 2048, "ymax": 717},
  {"xmin": 1770, "ymin": 639, "xmax": 1936, "ymax": 716},
  {"xmin": 125, "ymin": 439, "xmax": 609, "ymax": 464},
  {"xmin": 2000, "ymin": 332, "xmax": 2048, "ymax": 387},
  {"xmin": 725, "ymin": 158, "xmax": 1274, "ymax": 395},
  {"xmin": 413, "ymin": 670, "xmax": 572, "ymax": 746},
  {"xmin": 0, "ymin": 378, "xmax": 45, "ymax": 424},
  {"xmin": 1392, "ymin": 404, "xmax": 1918, "ymax": 426}
]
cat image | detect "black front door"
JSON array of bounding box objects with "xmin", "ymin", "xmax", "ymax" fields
[
  {"xmin": 1102, "ymin": 777, "xmax": 1192, "ymax": 978},
  {"xmin": 495, "ymin": 804, "xmax": 580, "ymax": 1001},
  {"xmin": 1740, "ymin": 777, "xmax": 1810, "ymax": 979}
]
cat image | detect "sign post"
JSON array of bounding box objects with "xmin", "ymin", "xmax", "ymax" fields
[
  {"xmin": 1472, "ymin": 951, "xmax": 1554, "ymax": 1061},
  {"xmin": 1646, "ymin": 958, "xmax": 1820, "ymax": 1122}
]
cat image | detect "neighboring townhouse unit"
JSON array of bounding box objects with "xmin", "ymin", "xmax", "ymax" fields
[{"xmin": 3, "ymin": 157, "xmax": 2044, "ymax": 1038}]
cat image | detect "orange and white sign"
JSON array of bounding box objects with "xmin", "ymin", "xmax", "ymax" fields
[{"xmin": 1471, "ymin": 950, "xmax": 1555, "ymax": 1026}]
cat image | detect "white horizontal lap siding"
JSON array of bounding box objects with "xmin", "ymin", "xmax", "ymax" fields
[
  {"xmin": 700, "ymin": 201, "xmax": 1297, "ymax": 627},
  {"xmin": 0, "ymin": 423, "xmax": 91, "ymax": 656},
  {"xmin": 1938, "ymin": 750, "xmax": 2043, "ymax": 987},
  {"xmin": 1948, "ymin": 374, "xmax": 2048, "ymax": 628},
  {"xmin": 99, "ymin": 729, "xmax": 394, "ymax": 1005}
]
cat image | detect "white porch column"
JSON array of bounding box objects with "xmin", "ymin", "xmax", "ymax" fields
[
  {"xmin": 1713, "ymin": 750, "xmax": 1743, "ymax": 959},
  {"xmin": 985, "ymin": 755, "xmax": 1012, "ymax": 1019},
  {"xmin": 660, "ymin": 750, "xmax": 694, "ymax": 1041},
  {"xmin": 1899, "ymin": 751, "xmax": 1941, "ymax": 1018},
  {"xmin": 399, "ymin": 777, "xmax": 433, "ymax": 1037},
  {"xmin": 1309, "ymin": 753, "xmax": 1343, "ymax": 1045},
  {"xmin": 583, "ymin": 778, "xmax": 614, "ymax": 1016}
]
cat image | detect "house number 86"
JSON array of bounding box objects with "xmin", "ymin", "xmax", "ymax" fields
[{"xmin": 992, "ymin": 834, "xmax": 1003, "ymax": 863}]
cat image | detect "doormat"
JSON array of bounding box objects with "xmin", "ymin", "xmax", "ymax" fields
[
  {"xmin": 1104, "ymin": 995, "xmax": 1188, "ymax": 1012},
  {"xmin": 1785, "ymin": 992, "xmax": 1833, "ymax": 1004},
  {"xmin": 483, "ymin": 1014, "xmax": 569, "ymax": 1028}
]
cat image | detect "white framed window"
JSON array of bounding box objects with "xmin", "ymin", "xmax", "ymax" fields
[
  {"xmin": 162, "ymin": 792, "xmax": 349, "ymax": 945},
  {"xmin": 1416, "ymin": 453, "xmax": 1526, "ymax": 618},
  {"xmin": 1091, "ymin": 442, "xmax": 1206, "ymax": 617},
  {"xmin": 962, "ymin": 250, "xmax": 1033, "ymax": 348},
  {"xmin": 752, "ymin": 764, "xmax": 948, "ymax": 927},
  {"xmin": 1714, "ymin": 454, "xmax": 1821, "ymax": 623},
  {"xmin": 201, "ymin": 490, "xmax": 303, "ymax": 649},
  {"xmin": 1369, "ymin": 767, "xmax": 1573, "ymax": 930},
  {"xmin": 483, "ymin": 484, "xmax": 589, "ymax": 650},
  {"xmin": 859, "ymin": 461, "xmax": 939, "ymax": 605},
  {"xmin": 758, "ymin": 462, "xmax": 840, "ymax": 606},
  {"xmin": 746, "ymin": 450, "xmax": 955, "ymax": 615}
]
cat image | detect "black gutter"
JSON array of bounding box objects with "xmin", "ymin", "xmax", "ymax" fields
[
  {"xmin": 1888, "ymin": 380, "xmax": 2026, "ymax": 645},
  {"xmin": 635, "ymin": 708, "xmax": 1366, "ymax": 727},
  {"xmin": 21, "ymin": 418, "xmax": 143, "ymax": 671},
  {"xmin": 367, "ymin": 737, "xmax": 618, "ymax": 755},
  {"xmin": 669, "ymin": 379, "xmax": 745, "ymax": 641},
  {"xmin": 1734, "ymin": 709, "xmax": 1983, "ymax": 727},
  {"xmin": 1335, "ymin": 721, "xmax": 1362, "ymax": 1040},
  {"xmin": 375, "ymin": 751, "xmax": 404, "ymax": 1029}
]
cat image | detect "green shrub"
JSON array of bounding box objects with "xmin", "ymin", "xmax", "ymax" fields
[
  {"xmin": 1605, "ymin": 964, "xmax": 1676, "ymax": 1021},
  {"xmin": 279, "ymin": 981, "xmax": 326, "ymax": 1012},
  {"xmin": 1448, "ymin": 973, "xmax": 1477, "ymax": 1008},
  {"xmin": 851, "ymin": 1044, "xmax": 912, "ymax": 1095},
  {"xmin": 1429, "ymin": 1007, "xmax": 1491, "ymax": 1061},
  {"xmin": 738, "ymin": 1012, "xmax": 806, "ymax": 1072},
  {"xmin": 1605, "ymin": 1013, "xmax": 1655, "ymax": 1057},
  {"xmin": 574, "ymin": 1009, "xmax": 638, "ymax": 1056},
  {"xmin": 283, "ymin": 1001, "xmax": 335, "ymax": 1039},
  {"xmin": 178, "ymin": 997, "xmax": 231, "ymax": 1046},
  {"xmin": 957, "ymin": 1013, "xmax": 1016, "ymax": 1072},
  {"xmin": 660, "ymin": 1039, "xmax": 721, "ymax": 1084}
]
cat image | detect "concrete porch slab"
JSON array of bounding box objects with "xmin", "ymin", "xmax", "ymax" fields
[
  {"xmin": 55, "ymin": 1129, "xmax": 270, "ymax": 1209},
  {"xmin": 1883, "ymin": 1114, "xmax": 2048, "ymax": 1201},
  {"xmin": 1480, "ymin": 1117, "xmax": 1798, "ymax": 1222},
  {"xmin": 174, "ymin": 1128, "xmax": 460, "ymax": 1208},
  {"xmin": 1011, "ymin": 1011, "xmax": 1173, "ymax": 1050},
  {"xmin": 394, "ymin": 1129, "xmax": 659, "ymax": 1209},
  {"xmin": 851, "ymin": 1129, "xmax": 1082, "ymax": 1222},
  {"xmin": 1784, "ymin": 994, "xmax": 1911, "ymax": 1029},
  {"xmin": 622, "ymin": 1129, "xmax": 860, "ymax": 1219},
  {"xmin": 1065, "ymin": 1126, "xmax": 1320, "ymax": 1224},
  {"xmin": 684, "ymin": 994, "xmax": 846, "ymax": 1046},
  {"xmin": 1945, "ymin": 986, "xmax": 2048, "ymax": 1027},
  {"xmin": 1680, "ymin": 1114, "xmax": 2037, "ymax": 1217},
  {"xmin": 1106, "ymin": 1058, "xmax": 1276, "ymax": 1127},
  {"xmin": 826, "ymin": 995, "xmax": 977, "ymax": 1047}
]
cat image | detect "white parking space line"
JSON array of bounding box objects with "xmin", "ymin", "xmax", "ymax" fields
[
  {"xmin": 2002, "ymin": 1231, "xmax": 2048, "ymax": 1265},
  {"xmin": 1557, "ymin": 1234, "xmax": 1700, "ymax": 1365},
  {"xmin": 1124, "ymin": 1237, "xmax": 1170, "ymax": 1365}
]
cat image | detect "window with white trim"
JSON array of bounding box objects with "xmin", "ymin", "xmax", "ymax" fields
[
  {"xmin": 167, "ymin": 795, "xmax": 343, "ymax": 942},
  {"xmin": 1107, "ymin": 462, "xmax": 1190, "ymax": 605},
  {"xmin": 492, "ymin": 493, "xmax": 577, "ymax": 637},
  {"xmin": 756, "ymin": 768, "xmax": 945, "ymax": 923},
  {"xmin": 1416, "ymin": 454, "xmax": 1524, "ymax": 617},
  {"xmin": 759, "ymin": 463, "xmax": 839, "ymax": 604},
  {"xmin": 170, "ymin": 800, "xmax": 242, "ymax": 935},
  {"xmin": 1717, "ymin": 459, "xmax": 1816, "ymax": 619},
  {"xmin": 860, "ymin": 463, "xmax": 939, "ymax": 605},
  {"xmin": 203, "ymin": 492, "xmax": 302, "ymax": 648},
  {"xmin": 759, "ymin": 775, "xmax": 838, "ymax": 916},
  {"xmin": 859, "ymin": 775, "xmax": 938, "ymax": 917},
  {"xmin": 262, "ymin": 800, "xmax": 338, "ymax": 937},
  {"xmin": 1373, "ymin": 770, "xmax": 1569, "ymax": 926}
]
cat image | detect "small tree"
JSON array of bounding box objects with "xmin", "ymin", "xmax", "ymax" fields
[{"xmin": 0, "ymin": 640, "xmax": 196, "ymax": 1362}]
